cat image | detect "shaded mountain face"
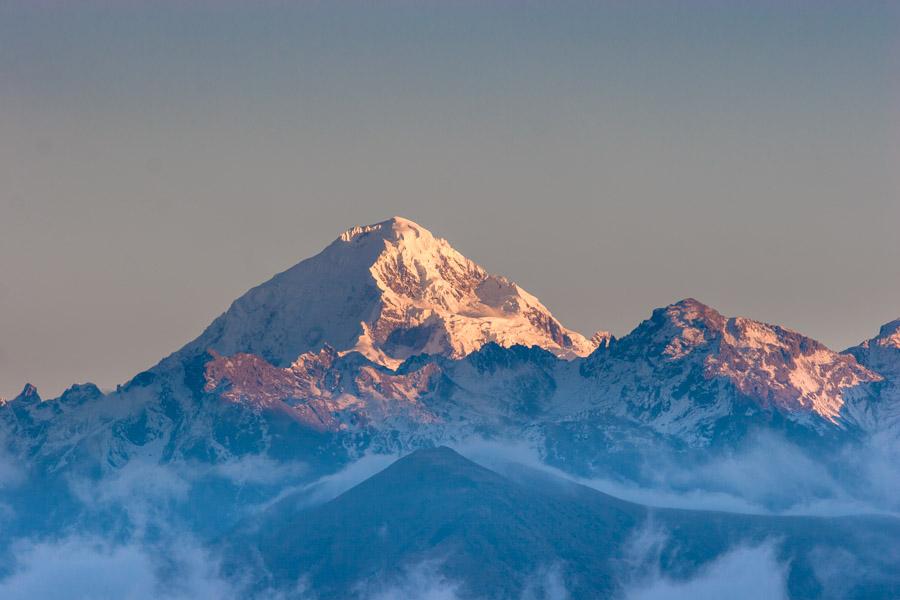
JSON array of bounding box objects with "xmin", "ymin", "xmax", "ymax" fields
[
  {"xmin": 224, "ymin": 447, "xmax": 900, "ymax": 600},
  {"xmin": 175, "ymin": 217, "xmax": 599, "ymax": 370},
  {"xmin": 847, "ymin": 318, "xmax": 900, "ymax": 381},
  {"xmin": 845, "ymin": 318, "xmax": 900, "ymax": 430},
  {"xmin": 225, "ymin": 446, "xmax": 641, "ymax": 599}
]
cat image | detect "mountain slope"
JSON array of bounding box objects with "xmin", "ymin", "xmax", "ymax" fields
[
  {"xmin": 3, "ymin": 222, "xmax": 884, "ymax": 477},
  {"xmin": 224, "ymin": 447, "xmax": 900, "ymax": 599},
  {"xmin": 226, "ymin": 446, "xmax": 644, "ymax": 599},
  {"xmin": 576, "ymin": 299, "xmax": 880, "ymax": 441},
  {"xmin": 846, "ymin": 318, "xmax": 900, "ymax": 430},
  {"xmin": 174, "ymin": 217, "xmax": 599, "ymax": 369},
  {"xmin": 200, "ymin": 298, "xmax": 883, "ymax": 454},
  {"xmin": 846, "ymin": 318, "xmax": 900, "ymax": 381}
]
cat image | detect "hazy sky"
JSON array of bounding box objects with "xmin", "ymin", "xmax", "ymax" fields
[{"xmin": 1, "ymin": 1, "xmax": 899, "ymax": 398}]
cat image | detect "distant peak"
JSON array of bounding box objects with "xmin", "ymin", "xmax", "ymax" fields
[
  {"xmin": 858, "ymin": 318, "xmax": 900, "ymax": 352},
  {"xmin": 14, "ymin": 383, "xmax": 41, "ymax": 403},
  {"xmin": 337, "ymin": 223, "xmax": 383, "ymax": 243},
  {"xmin": 385, "ymin": 215, "xmax": 423, "ymax": 229},
  {"xmin": 389, "ymin": 445, "xmax": 495, "ymax": 477},
  {"xmin": 60, "ymin": 382, "xmax": 103, "ymax": 403},
  {"xmin": 177, "ymin": 215, "xmax": 599, "ymax": 370},
  {"xmin": 591, "ymin": 330, "xmax": 614, "ymax": 348},
  {"xmin": 410, "ymin": 445, "xmax": 460, "ymax": 459},
  {"xmin": 651, "ymin": 298, "xmax": 725, "ymax": 331},
  {"xmin": 669, "ymin": 297, "xmax": 717, "ymax": 313},
  {"xmin": 337, "ymin": 216, "xmax": 432, "ymax": 244},
  {"xmin": 877, "ymin": 318, "xmax": 900, "ymax": 343},
  {"xmin": 846, "ymin": 318, "xmax": 900, "ymax": 355}
]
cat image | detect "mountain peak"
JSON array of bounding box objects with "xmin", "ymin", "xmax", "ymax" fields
[
  {"xmin": 336, "ymin": 216, "xmax": 427, "ymax": 244},
  {"xmin": 660, "ymin": 298, "xmax": 725, "ymax": 326},
  {"xmin": 845, "ymin": 318, "xmax": 900, "ymax": 382},
  {"xmin": 175, "ymin": 218, "xmax": 597, "ymax": 371},
  {"xmin": 847, "ymin": 318, "xmax": 900, "ymax": 354},
  {"xmin": 12, "ymin": 383, "xmax": 41, "ymax": 404},
  {"xmin": 590, "ymin": 330, "xmax": 614, "ymax": 348},
  {"xmin": 597, "ymin": 301, "xmax": 879, "ymax": 425},
  {"xmin": 671, "ymin": 297, "xmax": 712, "ymax": 310},
  {"xmin": 392, "ymin": 445, "xmax": 477, "ymax": 470},
  {"xmin": 616, "ymin": 298, "xmax": 727, "ymax": 361},
  {"xmin": 876, "ymin": 319, "xmax": 900, "ymax": 348}
]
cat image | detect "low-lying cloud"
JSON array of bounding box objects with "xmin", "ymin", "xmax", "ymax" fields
[
  {"xmin": 359, "ymin": 559, "xmax": 571, "ymax": 600},
  {"xmin": 2, "ymin": 427, "xmax": 898, "ymax": 598},
  {"xmin": 449, "ymin": 432, "xmax": 900, "ymax": 517},
  {"xmin": 624, "ymin": 542, "xmax": 788, "ymax": 600},
  {"xmin": 296, "ymin": 451, "xmax": 398, "ymax": 506},
  {"xmin": 0, "ymin": 536, "xmax": 235, "ymax": 600},
  {"xmin": 615, "ymin": 519, "xmax": 788, "ymax": 600},
  {"xmin": 363, "ymin": 560, "xmax": 462, "ymax": 600},
  {"xmin": 0, "ymin": 446, "xmax": 23, "ymax": 491}
]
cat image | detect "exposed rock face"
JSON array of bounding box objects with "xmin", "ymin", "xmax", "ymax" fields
[
  {"xmin": 203, "ymin": 347, "xmax": 441, "ymax": 433},
  {"xmin": 193, "ymin": 298, "xmax": 883, "ymax": 451},
  {"xmin": 590, "ymin": 330, "xmax": 614, "ymax": 348}
]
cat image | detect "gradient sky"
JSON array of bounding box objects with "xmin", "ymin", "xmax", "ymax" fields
[{"xmin": 1, "ymin": 1, "xmax": 899, "ymax": 398}]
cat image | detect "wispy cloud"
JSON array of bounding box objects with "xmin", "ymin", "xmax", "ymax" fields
[
  {"xmin": 0, "ymin": 535, "xmax": 235, "ymax": 600},
  {"xmin": 358, "ymin": 558, "xmax": 571, "ymax": 600},
  {"xmin": 624, "ymin": 542, "xmax": 788, "ymax": 600},
  {"xmin": 618, "ymin": 521, "xmax": 788, "ymax": 600},
  {"xmin": 362, "ymin": 560, "xmax": 462, "ymax": 600},
  {"xmin": 449, "ymin": 433, "xmax": 900, "ymax": 517}
]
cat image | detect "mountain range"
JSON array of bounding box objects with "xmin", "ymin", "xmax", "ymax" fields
[{"xmin": 1, "ymin": 216, "xmax": 898, "ymax": 599}]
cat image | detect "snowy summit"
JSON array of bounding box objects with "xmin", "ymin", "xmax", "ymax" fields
[{"xmin": 180, "ymin": 217, "xmax": 601, "ymax": 369}]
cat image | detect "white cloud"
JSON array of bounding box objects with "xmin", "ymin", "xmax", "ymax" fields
[
  {"xmin": 0, "ymin": 536, "xmax": 236, "ymax": 600},
  {"xmin": 67, "ymin": 460, "xmax": 192, "ymax": 532},
  {"xmin": 624, "ymin": 541, "xmax": 788, "ymax": 600},
  {"xmin": 210, "ymin": 454, "xmax": 308, "ymax": 487},
  {"xmin": 521, "ymin": 563, "xmax": 569, "ymax": 600},
  {"xmin": 260, "ymin": 451, "xmax": 399, "ymax": 512},
  {"xmin": 303, "ymin": 451, "xmax": 397, "ymax": 503},
  {"xmin": 449, "ymin": 434, "xmax": 900, "ymax": 517},
  {"xmin": 0, "ymin": 447, "xmax": 24, "ymax": 491},
  {"xmin": 362, "ymin": 560, "xmax": 462, "ymax": 600}
]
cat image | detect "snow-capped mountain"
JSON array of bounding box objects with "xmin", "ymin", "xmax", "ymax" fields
[
  {"xmin": 10, "ymin": 383, "xmax": 41, "ymax": 404},
  {"xmin": 575, "ymin": 299, "xmax": 881, "ymax": 439},
  {"xmin": 197, "ymin": 297, "xmax": 884, "ymax": 455},
  {"xmin": 2, "ymin": 221, "xmax": 891, "ymax": 480},
  {"xmin": 203, "ymin": 347, "xmax": 442, "ymax": 434},
  {"xmin": 847, "ymin": 318, "xmax": 900, "ymax": 380},
  {"xmin": 3, "ymin": 214, "xmax": 900, "ymax": 600},
  {"xmin": 3, "ymin": 217, "xmax": 898, "ymax": 600},
  {"xmin": 845, "ymin": 318, "xmax": 900, "ymax": 430},
  {"xmin": 175, "ymin": 217, "xmax": 599, "ymax": 370}
]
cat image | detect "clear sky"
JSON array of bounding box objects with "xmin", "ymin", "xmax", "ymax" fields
[{"xmin": 1, "ymin": 1, "xmax": 899, "ymax": 398}]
